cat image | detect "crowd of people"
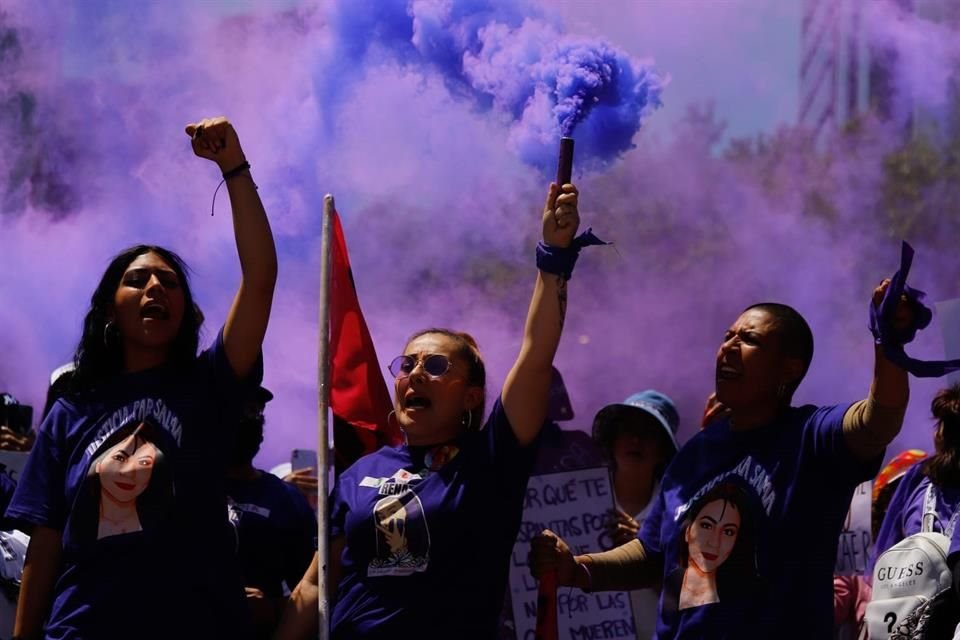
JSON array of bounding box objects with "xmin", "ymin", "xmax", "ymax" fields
[{"xmin": 1, "ymin": 116, "xmax": 960, "ymax": 640}]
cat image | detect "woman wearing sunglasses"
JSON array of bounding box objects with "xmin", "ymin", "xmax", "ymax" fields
[{"xmin": 273, "ymin": 182, "xmax": 583, "ymax": 640}]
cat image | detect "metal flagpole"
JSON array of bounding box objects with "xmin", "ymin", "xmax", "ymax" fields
[{"xmin": 316, "ymin": 194, "xmax": 335, "ymax": 640}]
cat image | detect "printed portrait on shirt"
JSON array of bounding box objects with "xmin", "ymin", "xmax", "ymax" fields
[
  {"xmin": 368, "ymin": 490, "xmax": 430, "ymax": 577},
  {"xmin": 665, "ymin": 481, "xmax": 759, "ymax": 612},
  {"xmin": 77, "ymin": 419, "xmax": 174, "ymax": 542}
]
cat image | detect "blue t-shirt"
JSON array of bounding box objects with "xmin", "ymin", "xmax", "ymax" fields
[
  {"xmin": 330, "ymin": 398, "xmax": 535, "ymax": 639},
  {"xmin": 6, "ymin": 330, "xmax": 261, "ymax": 640},
  {"xmin": 639, "ymin": 403, "xmax": 878, "ymax": 640},
  {"xmin": 870, "ymin": 463, "xmax": 960, "ymax": 577},
  {"xmin": 226, "ymin": 471, "xmax": 317, "ymax": 595}
]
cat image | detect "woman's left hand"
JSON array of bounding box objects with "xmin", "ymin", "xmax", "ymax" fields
[
  {"xmin": 872, "ymin": 278, "xmax": 915, "ymax": 331},
  {"xmin": 185, "ymin": 116, "xmax": 246, "ymax": 172},
  {"xmin": 606, "ymin": 508, "xmax": 640, "ymax": 547},
  {"xmin": 542, "ymin": 182, "xmax": 580, "ymax": 248}
]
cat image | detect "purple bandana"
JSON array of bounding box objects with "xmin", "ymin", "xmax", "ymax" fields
[{"xmin": 869, "ymin": 241, "xmax": 960, "ymax": 377}]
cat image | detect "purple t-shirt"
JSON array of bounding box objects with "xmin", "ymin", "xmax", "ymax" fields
[
  {"xmin": 639, "ymin": 403, "xmax": 878, "ymax": 640},
  {"xmin": 330, "ymin": 398, "xmax": 535, "ymax": 639},
  {"xmin": 871, "ymin": 464, "xmax": 960, "ymax": 573},
  {"xmin": 226, "ymin": 471, "xmax": 317, "ymax": 596},
  {"xmin": 6, "ymin": 329, "xmax": 261, "ymax": 640}
]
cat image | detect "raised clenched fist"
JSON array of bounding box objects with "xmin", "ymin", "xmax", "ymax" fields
[{"xmin": 184, "ymin": 116, "xmax": 246, "ymax": 172}]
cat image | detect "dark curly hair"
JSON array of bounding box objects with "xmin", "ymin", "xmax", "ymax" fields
[{"xmin": 71, "ymin": 245, "xmax": 203, "ymax": 393}]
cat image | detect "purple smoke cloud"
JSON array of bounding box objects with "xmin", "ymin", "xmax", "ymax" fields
[
  {"xmin": 0, "ymin": 0, "xmax": 958, "ymax": 475},
  {"xmin": 318, "ymin": 0, "xmax": 663, "ymax": 174}
]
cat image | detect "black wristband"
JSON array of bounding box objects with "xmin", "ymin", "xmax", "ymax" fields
[
  {"xmin": 209, "ymin": 160, "xmax": 256, "ymax": 216},
  {"xmin": 222, "ymin": 160, "xmax": 251, "ymax": 180}
]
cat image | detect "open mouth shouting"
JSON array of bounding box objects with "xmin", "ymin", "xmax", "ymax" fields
[
  {"xmin": 716, "ymin": 362, "xmax": 742, "ymax": 382},
  {"xmin": 140, "ymin": 301, "xmax": 170, "ymax": 321},
  {"xmin": 404, "ymin": 393, "xmax": 432, "ymax": 412}
]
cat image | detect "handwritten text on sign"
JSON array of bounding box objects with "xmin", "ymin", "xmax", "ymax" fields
[
  {"xmin": 835, "ymin": 480, "xmax": 872, "ymax": 576},
  {"xmin": 508, "ymin": 467, "xmax": 636, "ymax": 640}
]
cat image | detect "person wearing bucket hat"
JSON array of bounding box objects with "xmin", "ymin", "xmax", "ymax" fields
[
  {"xmin": 531, "ymin": 285, "xmax": 915, "ymax": 640},
  {"xmin": 592, "ymin": 389, "xmax": 679, "ymax": 640},
  {"xmin": 593, "ymin": 390, "xmax": 679, "ymax": 546}
]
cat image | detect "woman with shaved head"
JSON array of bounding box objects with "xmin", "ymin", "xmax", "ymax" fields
[{"xmin": 532, "ymin": 286, "xmax": 914, "ymax": 639}]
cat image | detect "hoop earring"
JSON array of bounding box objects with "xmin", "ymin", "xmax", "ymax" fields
[
  {"xmin": 103, "ymin": 321, "xmax": 117, "ymax": 348},
  {"xmin": 461, "ymin": 411, "xmax": 473, "ymax": 431}
]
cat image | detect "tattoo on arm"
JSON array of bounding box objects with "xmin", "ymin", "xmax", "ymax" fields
[{"xmin": 557, "ymin": 276, "xmax": 568, "ymax": 329}]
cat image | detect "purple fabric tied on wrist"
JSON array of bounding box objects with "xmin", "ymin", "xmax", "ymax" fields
[
  {"xmin": 536, "ymin": 228, "xmax": 608, "ymax": 280},
  {"xmin": 869, "ymin": 241, "xmax": 960, "ymax": 377}
]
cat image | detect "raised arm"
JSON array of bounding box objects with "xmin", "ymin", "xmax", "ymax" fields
[
  {"xmin": 843, "ymin": 280, "xmax": 910, "ymax": 462},
  {"xmin": 501, "ymin": 183, "xmax": 580, "ymax": 446},
  {"xmin": 185, "ymin": 117, "xmax": 278, "ymax": 379}
]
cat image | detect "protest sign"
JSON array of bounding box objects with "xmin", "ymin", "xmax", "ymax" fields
[
  {"xmin": 835, "ymin": 480, "xmax": 872, "ymax": 576},
  {"xmin": 509, "ymin": 467, "xmax": 636, "ymax": 640}
]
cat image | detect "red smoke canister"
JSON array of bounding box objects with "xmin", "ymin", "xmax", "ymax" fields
[
  {"xmin": 534, "ymin": 571, "xmax": 559, "ymax": 640},
  {"xmin": 556, "ymin": 137, "xmax": 574, "ymax": 186}
]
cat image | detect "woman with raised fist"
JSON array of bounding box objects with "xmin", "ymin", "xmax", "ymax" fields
[
  {"xmin": 274, "ymin": 180, "xmax": 596, "ymax": 640},
  {"xmin": 7, "ymin": 117, "xmax": 277, "ymax": 640}
]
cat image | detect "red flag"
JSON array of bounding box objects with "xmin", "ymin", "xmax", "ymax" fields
[{"xmin": 330, "ymin": 211, "xmax": 402, "ymax": 473}]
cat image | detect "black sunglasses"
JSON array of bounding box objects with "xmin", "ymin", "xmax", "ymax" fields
[{"xmin": 388, "ymin": 354, "xmax": 453, "ymax": 380}]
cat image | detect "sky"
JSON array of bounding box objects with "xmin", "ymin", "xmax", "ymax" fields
[{"xmin": 1, "ymin": 0, "xmax": 958, "ymax": 472}]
